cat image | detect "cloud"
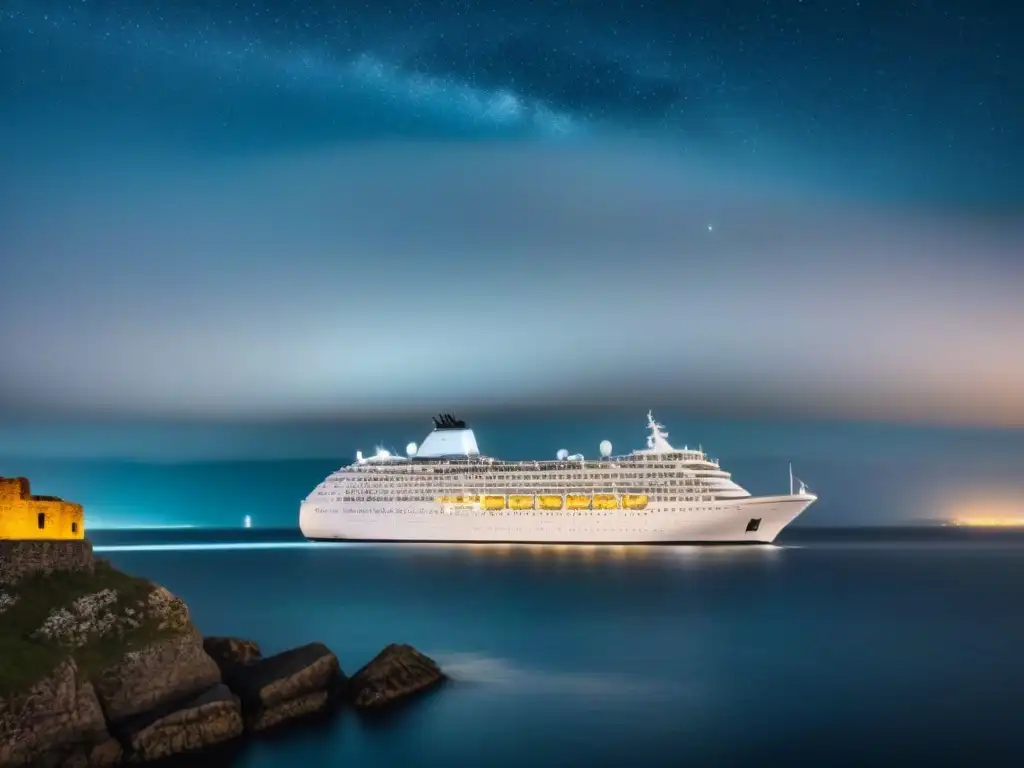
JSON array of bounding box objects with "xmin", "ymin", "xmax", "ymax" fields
[{"xmin": 1, "ymin": 140, "xmax": 1022, "ymax": 425}]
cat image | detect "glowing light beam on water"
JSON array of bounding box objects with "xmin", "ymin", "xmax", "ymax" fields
[
  {"xmin": 93, "ymin": 541, "xmax": 335, "ymax": 553},
  {"xmin": 89, "ymin": 524, "xmax": 199, "ymax": 531}
]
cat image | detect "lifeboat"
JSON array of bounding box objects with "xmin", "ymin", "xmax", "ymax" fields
[
  {"xmin": 566, "ymin": 495, "xmax": 591, "ymax": 510},
  {"xmin": 593, "ymin": 494, "xmax": 619, "ymax": 510},
  {"xmin": 622, "ymin": 494, "xmax": 649, "ymax": 510},
  {"xmin": 508, "ymin": 495, "xmax": 535, "ymax": 510},
  {"xmin": 538, "ymin": 495, "xmax": 563, "ymax": 510},
  {"xmin": 483, "ymin": 495, "xmax": 505, "ymax": 510},
  {"xmin": 436, "ymin": 495, "xmax": 478, "ymax": 505}
]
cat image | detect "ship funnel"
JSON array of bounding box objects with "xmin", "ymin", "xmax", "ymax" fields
[{"xmin": 416, "ymin": 413, "xmax": 480, "ymax": 458}]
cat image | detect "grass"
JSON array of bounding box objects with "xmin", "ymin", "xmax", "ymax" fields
[{"xmin": 0, "ymin": 559, "xmax": 188, "ymax": 698}]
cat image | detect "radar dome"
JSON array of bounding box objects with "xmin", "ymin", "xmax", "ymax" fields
[
  {"xmin": 406, "ymin": 442, "xmax": 418, "ymax": 456},
  {"xmin": 599, "ymin": 440, "xmax": 612, "ymax": 457},
  {"xmin": 556, "ymin": 448, "xmax": 569, "ymax": 461}
]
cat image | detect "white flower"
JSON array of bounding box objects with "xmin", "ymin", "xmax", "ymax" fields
[
  {"xmin": 0, "ymin": 591, "xmax": 16, "ymax": 614},
  {"xmin": 33, "ymin": 588, "xmax": 122, "ymax": 647},
  {"xmin": 31, "ymin": 584, "xmax": 189, "ymax": 648}
]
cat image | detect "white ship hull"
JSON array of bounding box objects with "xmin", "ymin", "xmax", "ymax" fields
[
  {"xmin": 300, "ymin": 412, "xmax": 818, "ymax": 546},
  {"xmin": 300, "ymin": 494, "xmax": 815, "ymax": 545}
]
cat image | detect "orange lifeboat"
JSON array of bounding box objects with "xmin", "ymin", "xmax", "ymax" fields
[
  {"xmin": 566, "ymin": 495, "xmax": 591, "ymax": 510},
  {"xmin": 538, "ymin": 495, "xmax": 563, "ymax": 510},
  {"xmin": 508, "ymin": 495, "xmax": 535, "ymax": 510},
  {"xmin": 622, "ymin": 494, "xmax": 648, "ymax": 510},
  {"xmin": 483, "ymin": 495, "xmax": 505, "ymax": 510},
  {"xmin": 593, "ymin": 494, "xmax": 619, "ymax": 510}
]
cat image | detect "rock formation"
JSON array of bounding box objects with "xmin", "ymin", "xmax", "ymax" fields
[
  {"xmin": 0, "ymin": 533, "xmax": 447, "ymax": 765},
  {"xmin": 222, "ymin": 642, "xmax": 343, "ymax": 732},
  {"xmin": 348, "ymin": 644, "xmax": 446, "ymax": 710}
]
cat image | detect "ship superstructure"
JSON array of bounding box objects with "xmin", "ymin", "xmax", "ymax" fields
[{"xmin": 299, "ymin": 412, "xmax": 816, "ymax": 544}]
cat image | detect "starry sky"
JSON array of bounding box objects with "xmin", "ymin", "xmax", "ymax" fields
[{"xmin": 1, "ymin": 0, "xmax": 1022, "ymax": 436}]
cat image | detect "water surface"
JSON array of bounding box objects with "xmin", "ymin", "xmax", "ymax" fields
[{"xmin": 91, "ymin": 527, "xmax": 1024, "ymax": 767}]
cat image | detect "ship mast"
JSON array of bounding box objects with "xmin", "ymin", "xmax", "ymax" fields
[{"xmin": 646, "ymin": 410, "xmax": 674, "ymax": 453}]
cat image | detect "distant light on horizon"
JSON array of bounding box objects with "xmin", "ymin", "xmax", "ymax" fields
[
  {"xmin": 943, "ymin": 495, "xmax": 1024, "ymax": 529},
  {"xmin": 951, "ymin": 518, "xmax": 1024, "ymax": 528}
]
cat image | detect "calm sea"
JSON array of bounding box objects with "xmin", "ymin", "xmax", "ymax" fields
[
  {"xmin": 4, "ymin": 418, "xmax": 1024, "ymax": 766},
  {"xmin": 84, "ymin": 526, "xmax": 1024, "ymax": 768}
]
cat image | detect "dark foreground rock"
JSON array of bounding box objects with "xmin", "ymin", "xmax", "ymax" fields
[
  {"xmin": 0, "ymin": 659, "xmax": 115, "ymax": 767},
  {"xmin": 202, "ymin": 637, "xmax": 262, "ymax": 673},
  {"xmin": 1, "ymin": 518, "xmax": 446, "ymax": 765},
  {"xmin": 223, "ymin": 642, "xmax": 344, "ymax": 732},
  {"xmin": 114, "ymin": 684, "xmax": 243, "ymax": 763},
  {"xmin": 95, "ymin": 627, "xmax": 222, "ymax": 725},
  {"xmin": 348, "ymin": 643, "xmax": 446, "ymax": 711}
]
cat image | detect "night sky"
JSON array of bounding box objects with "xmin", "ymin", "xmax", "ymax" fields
[{"xmin": 1, "ymin": 0, "xmax": 1022, "ymax": 433}]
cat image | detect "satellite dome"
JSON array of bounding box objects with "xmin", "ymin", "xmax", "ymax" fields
[
  {"xmin": 599, "ymin": 440, "xmax": 612, "ymax": 457},
  {"xmin": 556, "ymin": 448, "xmax": 569, "ymax": 461},
  {"xmin": 406, "ymin": 442, "xmax": 418, "ymax": 456}
]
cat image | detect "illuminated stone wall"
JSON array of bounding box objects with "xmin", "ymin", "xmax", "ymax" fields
[
  {"xmin": 0, "ymin": 538, "xmax": 95, "ymax": 586},
  {"xmin": 0, "ymin": 476, "xmax": 85, "ymax": 541}
]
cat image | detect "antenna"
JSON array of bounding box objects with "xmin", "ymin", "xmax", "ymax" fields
[{"xmin": 789, "ymin": 462, "xmax": 794, "ymax": 496}]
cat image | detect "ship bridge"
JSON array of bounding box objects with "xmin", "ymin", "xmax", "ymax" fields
[{"xmin": 634, "ymin": 411, "xmax": 751, "ymax": 500}]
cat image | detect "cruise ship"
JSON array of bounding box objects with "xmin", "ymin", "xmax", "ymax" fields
[{"xmin": 299, "ymin": 412, "xmax": 817, "ymax": 544}]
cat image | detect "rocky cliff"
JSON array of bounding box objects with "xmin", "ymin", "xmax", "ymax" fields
[{"xmin": 0, "ymin": 540, "xmax": 446, "ymax": 766}]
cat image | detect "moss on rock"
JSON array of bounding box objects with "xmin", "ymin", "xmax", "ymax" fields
[{"xmin": 0, "ymin": 559, "xmax": 191, "ymax": 698}]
